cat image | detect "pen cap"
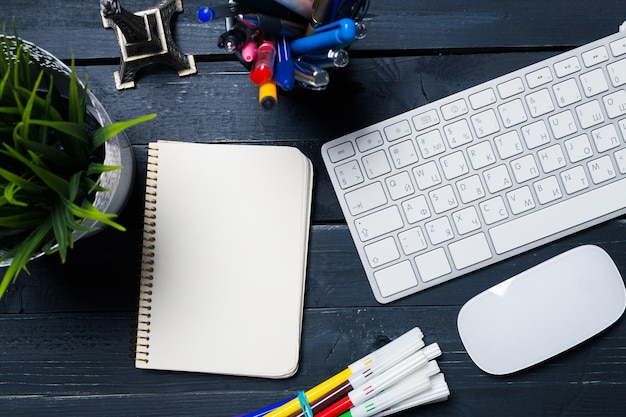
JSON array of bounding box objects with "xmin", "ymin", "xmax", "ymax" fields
[
  {"xmin": 347, "ymin": 328, "xmax": 425, "ymax": 389},
  {"xmin": 348, "ymin": 327, "xmax": 424, "ymax": 372},
  {"xmin": 348, "ymin": 344, "xmax": 441, "ymax": 406},
  {"xmin": 250, "ymin": 41, "xmax": 277, "ymax": 85},
  {"xmin": 348, "ymin": 378, "xmax": 432, "ymax": 417},
  {"xmin": 376, "ymin": 374, "xmax": 450, "ymax": 417}
]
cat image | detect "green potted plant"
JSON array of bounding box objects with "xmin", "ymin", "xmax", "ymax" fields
[{"xmin": 0, "ymin": 29, "xmax": 155, "ymax": 298}]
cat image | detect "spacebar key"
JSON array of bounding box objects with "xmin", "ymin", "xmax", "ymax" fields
[{"xmin": 490, "ymin": 179, "xmax": 626, "ymax": 254}]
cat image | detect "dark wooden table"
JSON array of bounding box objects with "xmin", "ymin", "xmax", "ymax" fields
[{"xmin": 2, "ymin": 1, "xmax": 626, "ymax": 416}]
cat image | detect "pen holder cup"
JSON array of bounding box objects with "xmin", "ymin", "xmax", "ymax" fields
[{"xmin": 223, "ymin": 0, "xmax": 369, "ymax": 93}]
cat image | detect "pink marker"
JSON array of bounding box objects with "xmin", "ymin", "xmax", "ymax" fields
[{"xmin": 241, "ymin": 31, "xmax": 260, "ymax": 63}]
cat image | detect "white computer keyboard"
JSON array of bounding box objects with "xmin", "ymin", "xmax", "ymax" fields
[{"xmin": 322, "ymin": 25, "xmax": 626, "ymax": 303}]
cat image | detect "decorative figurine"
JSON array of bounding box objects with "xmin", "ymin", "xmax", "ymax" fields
[{"xmin": 100, "ymin": 0, "xmax": 196, "ymax": 89}]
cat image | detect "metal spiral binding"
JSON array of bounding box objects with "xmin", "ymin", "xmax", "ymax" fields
[{"xmin": 134, "ymin": 144, "xmax": 159, "ymax": 363}]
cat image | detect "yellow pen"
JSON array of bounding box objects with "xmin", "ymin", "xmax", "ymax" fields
[{"xmin": 265, "ymin": 327, "xmax": 425, "ymax": 417}]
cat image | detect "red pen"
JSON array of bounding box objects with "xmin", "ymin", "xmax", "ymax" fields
[{"xmin": 249, "ymin": 40, "xmax": 276, "ymax": 85}]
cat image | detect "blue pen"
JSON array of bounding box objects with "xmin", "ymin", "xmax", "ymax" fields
[
  {"xmin": 290, "ymin": 18, "xmax": 357, "ymax": 55},
  {"xmin": 275, "ymin": 35, "xmax": 295, "ymax": 91}
]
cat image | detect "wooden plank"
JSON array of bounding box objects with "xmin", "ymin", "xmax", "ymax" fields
[
  {"xmin": 1, "ymin": 0, "xmax": 624, "ymax": 60},
  {"xmin": 0, "ymin": 309, "xmax": 624, "ymax": 416}
]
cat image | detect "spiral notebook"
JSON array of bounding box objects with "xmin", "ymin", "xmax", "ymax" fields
[{"xmin": 135, "ymin": 141, "xmax": 313, "ymax": 378}]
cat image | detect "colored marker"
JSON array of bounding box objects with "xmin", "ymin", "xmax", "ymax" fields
[
  {"xmin": 264, "ymin": 328, "xmax": 425, "ymax": 417},
  {"xmin": 259, "ymin": 80, "xmax": 278, "ymax": 110},
  {"xmin": 290, "ymin": 18, "xmax": 357, "ymax": 55},
  {"xmin": 241, "ymin": 30, "xmax": 261, "ymax": 63},
  {"xmin": 337, "ymin": 363, "xmax": 439, "ymax": 417},
  {"xmin": 315, "ymin": 344, "xmax": 442, "ymax": 417},
  {"xmin": 367, "ymin": 373, "xmax": 450, "ymax": 417},
  {"xmin": 250, "ymin": 40, "xmax": 276, "ymax": 85},
  {"xmin": 237, "ymin": 396, "xmax": 295, "ymax": 417},
  {"xmin": 275, "ymin": 35, "xmax": 295, "ymax": 90}
]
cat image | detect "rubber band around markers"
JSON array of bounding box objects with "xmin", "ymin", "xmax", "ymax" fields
[{"xmin": 297, "ymin": 391, "xmax": 313, "ymax": 417}]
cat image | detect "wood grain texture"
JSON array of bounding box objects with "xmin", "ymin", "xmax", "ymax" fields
[{"xmin": 1, "ymin": 1, "xmax": 625, "ymax": 416}]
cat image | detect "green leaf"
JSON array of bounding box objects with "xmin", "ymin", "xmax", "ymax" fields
[
  {"xmin": 0, "ymin": 218, "xmax": 52, "ymax": 299},
  {"xmin": 0, "ymin": 210, "xmax": 45, "ymax": 228},
  {"xmin": 70, "ymin": 201, "xmax": 126, "ymax": 232},
  {"xmin": 91, "ymin": 113, "xmax": 156, "ymax": 150},
  {"xmin": 0, "ymin": 166, "xmax": 46, "ymax": 193}
]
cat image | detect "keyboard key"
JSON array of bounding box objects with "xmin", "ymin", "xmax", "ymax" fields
[
  {"xmin": 389, "ymin": 140, "xmax": 419, "ymax": 169},
  {"xmin": 505, "ymin": 186, "xmax": 536, "ymax": 215},
  {"xmin": 384, "ymin": 120, "xmax": 412, "ymax": 141},
  {"xmin": 526, "ymin": 67, "xmax": 553, "ymax": 88},
  {"xmin": 564, "ymin": 134, "xmax": 593, "ymax": 162},
  {"xmin": 441, "ymin": 98, "xmax": 469, "ymax": 120},
  {"xmin": 471, "ymin": 109, "xmax": 500, "ymax": 137},
  {"xmin": 587, "ymin": 155, "xmax": 616, "ymax": 184},
  {"xmin": 592, "ymin": 124, "xmax": 621, "ymax": 152},
  {"xmin": 533, "ymin": 176, "xmax": 563, "ymax": 204},
  {"xmin": 537, "ymin": 144, "xmax": 566, "ymax": 173},
  {"xmin": 610, "ymin": 37, "xmax": 626, "ymax": 56},
  {"xmin": 355, "ymin": 206, "xmax": 404, "ymax": 242},
  {"xmin": 414, "ymin": 248, "xmax": 451, "ymax": 282},
  {"xmin": 364, "ymin": 237, "xmax": 400, "ymax": 268},
  {"xmin": 345, "ymin": 182, "xmax": 387, "ymax": 216},
  {"xmin": 444, "ymin": 119, "xmax": 474, "ymax": 147},
  {"xmin": 456, "ymin": 175, "xmax": 485, "ymax": 203},
  {"xmin": 489, "ymin": 178, "xmax": 626, "ymax": 254},
  {"xmin": 429, "ymin": 185, "xmax": 459, "ymax": 214},
  {"xmin": 521, "ymin": 120, "xmax": 551, "ymax": 149},
  {"xmin": 498, "ymin": 99, "xmax": 527, "ymax": 127},
  {"xmin": 494, "ymin": 131, "xmax": 524, "ymax": 159},
  {"xmin": 560, "ymin": 166, "xmax": 589, "ymax": 194},
  {"xmin": 511, "ymin": 154, "xmax": 540, "ymax": 183},
  {"xmin": 362, "ymin": 150, "xmax": 391, "ymax": 179},
  {"xmin": 374, "ymin": 261, "xmax": 418, "ymax": 298},
  {"xmin": 580, "ymin": 68, "xmax": 609, "ymax": 97},
  {"xmin": 416, "ymin": 130, "xmax": 446, "ymax": 158},
  {"xmin": 497, "ymin": 77, "xmax": 525, "ymax": 99},
  {"xmin": 385, "ymin": 171, "xmax": 415, "ymax": 200},
  {"xmin": 483, "ymin": 164, "xmax": 512, "ymax": 193},
  {"xmin": 449, "ymin": 233, "xmax": 492, "ymax": 269},
  {"xmin": 467, "ymin": 140, "xmax": 497, "ymax": 169},
  {"xmin": 607, "ymin": 58, "xmax": 626, "ymax": 86},
  {"xmin": 356, "ymin": 131, "xmax": 384, "ymax": 152},
  {"xmin": 603, "ymin": 90, "xmax": 626, "ymax": 118},
  {"xmin": 439, "ymin": 151, "xmax": 469, "ymax": 180},
  {"xmin": 398, "ymin": 227, "xmax": 428, "ymax": 255},
  {"xmin": 425, "ymin": 216, "xmax": 454, "ymax": 244},
  {"xmin": 479, "ymin": 196, "xmax": 509, "ymax": 225},
  {"xmin": 548, "ymin": 110, "xmax": 577, "ymax": 138},
  {"xmin": 576, "ymin": 100, "xmax": 605, "ymax": 129},
  {"xmin": 327, "ymin": 141, "xmax": 355, "ymax": 163},
  {"xmin": 582, "ymin": 46, "xmax": 609, "ymax": 67},
  {"xmin": 452, "ymin": 206, "xmax": 482, "ymax": 234},
  {"xmin": 402, "ymin": 195, "xmax": 431, "ymax": 223},
  {"xmin": 526, "ymin": 89, "xmax": 554, "ymax": 117},
  {"xmin": 469, "ymin": 88, "xmax": 497, "ymax": 109},
  {"xmin": 554, "ymin": 56, "xmax": 581, "ymax": 77},
  {"xmin": 413, "ymin": 109, "xmax": 440, "ymax": 131},
  {"xmin": 335, "ymin": 160, "xmax": 364, "ymax": 189},
  {"xmin": 553, "ymin": 78, "xmax": 582, "ymax": 107},
  {"xmin": 413, "ymin": 161, "xmax": 442, "ymax": 190}
]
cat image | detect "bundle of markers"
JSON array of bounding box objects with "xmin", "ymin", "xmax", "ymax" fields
[
  {"xmin": 198, "ymin": 0, "xmax": 369, "ymax": 109},
  {"xmin": 234, "ymin": 327, "xmax": 450, "ymax": 417}
]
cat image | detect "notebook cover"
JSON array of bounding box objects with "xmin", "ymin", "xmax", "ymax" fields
[{"xmin": 135, "ymin": 141, "xmax": 313, "ymax": 378}]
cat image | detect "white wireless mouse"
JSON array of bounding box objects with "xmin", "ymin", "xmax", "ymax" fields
[{"xmin": 457, "ymin": 245, "xmax": 626, "ymax": 375}]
